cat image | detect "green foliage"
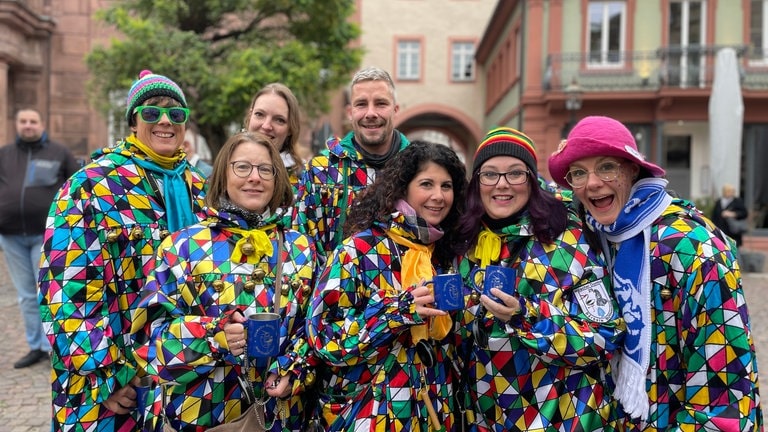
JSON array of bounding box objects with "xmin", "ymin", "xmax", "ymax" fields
[{"xmin": 86, "ymin": 0, "xmax": 362, "ymax": 154}]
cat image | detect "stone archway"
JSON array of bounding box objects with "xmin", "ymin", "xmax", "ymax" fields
[{"xmin": 395, "ymin": 103, "xmax": 483, "ymax": 167}]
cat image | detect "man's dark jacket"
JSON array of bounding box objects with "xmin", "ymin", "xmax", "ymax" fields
[{"xmin": 0, "ymin": 134, "xmax": 79, "ymax": 235}]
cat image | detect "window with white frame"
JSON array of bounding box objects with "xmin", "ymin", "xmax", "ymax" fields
[
  {"xmin": 750, "ymin": 0, "xmax": 768, "ymax": 64},
  {"xmin": 587, "ymin": 1, "xmax": 626, "ymax": 67},
  {"xmin": 451, "ymin": 41, "xmax": 475, "ymax": 81},
  {"xmin": 397, "ymin": 40, "xmax": 421, "ymax": 80}
]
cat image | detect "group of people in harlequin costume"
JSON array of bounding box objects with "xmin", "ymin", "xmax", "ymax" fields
[{"xmin": 35, "ymin": 65, "xmax": 761, "ymax": 432}]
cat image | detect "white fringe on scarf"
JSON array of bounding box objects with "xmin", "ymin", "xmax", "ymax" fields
[{"xmin": 610, "ymin": 353, "xmax": 650, "ymax": 419}]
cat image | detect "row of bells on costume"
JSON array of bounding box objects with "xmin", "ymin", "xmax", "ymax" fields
[
  {"xmin": 107, "ymin": 228, "xmax": 272, "ymax": 256},
  {"xmin": 234, "ymin": 241, "xmax": 312, "ymax": 294},
  {"xmin": 318, "ymin": 185, "xmax": 355, "ymax": 199},
  {"xmin": 105, "ymin": 228, "xmax": 310, "ymax": 296},
  {"xmin": 210, "ymin": 267, "xmax": 310, "ymax": 296},
  {"xmin": 106, "ymin": 226, "xmax": 170, "ymax": 242}
]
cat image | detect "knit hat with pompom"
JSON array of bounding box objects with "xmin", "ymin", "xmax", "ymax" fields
[{"xmin": 125, "ymin": 70, "xmax": 187, "ymax": 126}]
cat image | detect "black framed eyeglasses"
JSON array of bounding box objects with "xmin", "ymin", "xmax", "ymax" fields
[
  {"xmin": 133, "ymin": 106, "xmax": 190, "ymax": 125},
  {"xmin": 230, "ymin": 161, "xmax": 276, "ymax": 180},
  {"xmin": 477, "ymin": 169, "xmax": 530, "ymax": 186},
  {"xmin": 565, "ymin": 161, "xmax": 622, "ymax": 189}
]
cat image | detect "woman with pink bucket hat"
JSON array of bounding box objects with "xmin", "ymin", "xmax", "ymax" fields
[{"xmin": 548, "ymin": 115, "xmax": 762, "ymax": 431}]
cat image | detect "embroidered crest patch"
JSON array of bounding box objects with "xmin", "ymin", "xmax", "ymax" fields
[{"xmin": 573, "ymin": 280, "xmax": 614, "ymax": 323}]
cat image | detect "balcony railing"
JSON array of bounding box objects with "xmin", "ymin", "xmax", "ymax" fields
[{"xmin": 544, "ymin": 45, "xmax": 768, "ymax": 92}]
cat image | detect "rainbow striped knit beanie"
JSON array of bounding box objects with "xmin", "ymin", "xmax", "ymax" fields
[
  {"xmin": 473, "ymin": 126, "xmax": 538, "ymax": 174},
  {"xmin": 125, "ymin": 70, "xmax": 187, "ymax": 126}
]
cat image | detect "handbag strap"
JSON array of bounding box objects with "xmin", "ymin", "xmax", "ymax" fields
[
  {"xmin": 271, "ymin": 230, "xmax": 284, "ymax": 314},
  {"xmin": 243, "ymin": 228, "xmax": 284, "ymax": 375},
  {"xmin": 240, "ymin": 229, "xmax": 284, "ymax": 429},
  {"xmin": 243, "ymin": 228, "xmax": 283, "ymax": 374}
]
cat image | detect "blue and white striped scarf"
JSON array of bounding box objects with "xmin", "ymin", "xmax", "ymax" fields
[{"xmin": 586, "ymin": 177, "xmax": 672, "ymax": 420}]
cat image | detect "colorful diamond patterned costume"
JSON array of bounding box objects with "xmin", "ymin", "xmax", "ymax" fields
[
  {"xmin": 292, "ymin": 131, "xmax": 409, "ymax": 266},
  {"xmin": 38, "ymin": 142, "xmax": 207, "ymax": 432},
  {"xmin": 306, "ymin": 213, "xmax": 457, "ymax": 431},
  {"xmin": 131, "ymin": 208, "xmax": 317, "ymax": 431},
  {"xmin": 455, "ymin": 211, "xmax": 626, "ymax": 432},
  {"xmin": 615, "ymin": 200, "xmax": 762, "ymax": 431}
]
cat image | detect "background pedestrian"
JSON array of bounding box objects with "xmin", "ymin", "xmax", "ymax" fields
[{"xmin": 0, "ymin": 108, "xmax": 79, "ymax": 369}]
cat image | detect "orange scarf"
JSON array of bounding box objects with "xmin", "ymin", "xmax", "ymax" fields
[{"xmin": 386, "ymin": 230, "xmax": 452, "ymax": 342}]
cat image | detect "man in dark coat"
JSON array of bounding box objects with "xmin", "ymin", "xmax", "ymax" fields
[
  {"xmin": 0, "ymin": 108, "xmax": 79, "ymax": 368},
  {"xmin": 712, "ymin": 183, "xmax": 749, "ymax": 246}
]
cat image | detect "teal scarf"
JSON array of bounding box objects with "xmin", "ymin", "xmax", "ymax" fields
[{"xmin": 133, "ymin": 156, "xmax": 196, "ymax": 232}]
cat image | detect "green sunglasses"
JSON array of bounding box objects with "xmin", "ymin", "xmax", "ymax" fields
[{"xmin": 133, "ymin": 105, "xmax": 190, "ymax": 125}]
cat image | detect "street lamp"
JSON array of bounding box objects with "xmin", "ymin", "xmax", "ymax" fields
[{"xmin": 563, "ymin": 78, "xmax": 583, "ymax": 137}]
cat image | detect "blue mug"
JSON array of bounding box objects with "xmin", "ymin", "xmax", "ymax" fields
[
  {"xmin": 431, "ymin": 273, "xmax": 464, "ymax": 311},
  {"xmin": 483, "ymin": 265, "xmax": 516, "ymax": 303},
  {"xmin": 246, "ymin": 312, "xmax": 281, "ymax": 358},
  {"xmin": 134, "ymin": 375, "xmax": 154, "ymax": 422}
]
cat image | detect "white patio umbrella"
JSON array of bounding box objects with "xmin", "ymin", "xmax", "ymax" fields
[{"xmin": 708, "ymin": 47, "xmax": 744, "ymax": 197}]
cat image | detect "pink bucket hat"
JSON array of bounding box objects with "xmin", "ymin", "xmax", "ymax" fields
[{"xmin": 547, "ymin": 116, "xmax": 665, "ymax": 188}]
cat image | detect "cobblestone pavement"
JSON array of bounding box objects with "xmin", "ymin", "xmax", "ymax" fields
[
  {"xmin": 0, "ymin": 251, "xmax": 50, "ymax": 432},
  {"xmin": 1, "ymin": 252, "xmax": 767, "ymax": 431}
]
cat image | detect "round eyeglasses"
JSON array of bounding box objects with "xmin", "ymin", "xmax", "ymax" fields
[
  {"xmin": 230, "ymin": 161, "xmax": 276, "ymax": 180},
  {"xmin": 565, "ymin": 162, "xmax": 622, "ymax": 188},
  {"xmin": 477, "ymin": 169, "xmax": 530, "ymax": 186}
]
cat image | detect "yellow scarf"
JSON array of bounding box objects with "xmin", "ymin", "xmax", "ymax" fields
[
  {"xmin": 125, "ymin": 135, "xmax": 185, "ymax": 169},
  {"xmin": 228, "ymin": 225, "xmax": 275, "ymax": 264},
  {"xmin": 474, "ymin": 228, "xmax": 502, "ymax": 269},
  {"xmin": 386, "ymin": 230, "xmax": 451, "ymax": 342}
]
